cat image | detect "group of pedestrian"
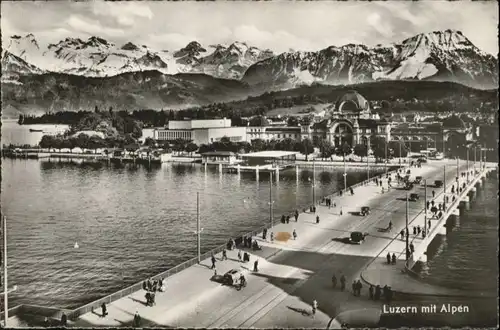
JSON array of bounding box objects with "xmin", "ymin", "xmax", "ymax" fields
[
  {"xmin": 331, "ymin": 273, "xmax": 346, "ymax": 291},
  {"xmin": 386, "ymin": 252, "xmax": 397, "ymax": 264},
  {"xmin": 281, "ymin": 214, "xmax": 291, "ymax": 224},
  {"xmin": 368, "ymin": 284, "xmax": 393, "ymax": 302},
  {"xmin": 142, "ymin": 277, "xmax": 165, "ymax": 293},
  {"xmin": 352, "ymin": 280, "xmax": 363, "ymax": 296},
  {"xmin": 325, "ymin": 197, "xmax": 335, "ymax": 208}
]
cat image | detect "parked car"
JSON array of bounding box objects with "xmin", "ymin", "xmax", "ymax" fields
[
  {"xmin": 223, "ymin": 269, "xmax": 243, "ymax": 286},
  {"xmin": 350, "ymin": 232, "xmax": 368, "ymax": 244},
  {"xmin": 409, "ymin": 193, "xmax": 419, "ymax": 201},
  {"xmin": 360, "ymin": 206, "xmax": 371, "ymax": 216},
  {"xmin": 414, "ymin": 176, "xmax": 423, "ymax": 184},
  {"xmin": 435, "ymin": 180, "xmax": 443, "ymax": 188}
]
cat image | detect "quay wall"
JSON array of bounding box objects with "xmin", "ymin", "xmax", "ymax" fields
[{"xmin": 3, "ymin": 165, "xmax": 404, "ymax": 322}]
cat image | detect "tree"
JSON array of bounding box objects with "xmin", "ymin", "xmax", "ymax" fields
[
  {"xmin": 144, "ymin": 137, "xmax": 156, "ymax": 147},
  {"xmin": 299, "ymin": 138, "xmax": 314, "ymax": 161},
  {"xmin": 339, "ymin": 142, "xmax": 353, "ymax": 161},
  {"xmin": 354, "ymin": 144, "xmax": 368, "ymax": 161},
  {"xmin": 287, "ymin": 117, "xmax": 299, "ymax": 126},
  {"xmin": 39, "ymin": 135, "xmax": 56, "ymax": 149},
  {"xmin": 371, "ymin": 136, "xmax": 386, "ymax": 162},
  {"xmin": 251, "ymin": 139, "xmax": 266, "ymax": 152},
  {"xmin": 185, "ymin": 142, "xmax": 198, "ymax": 155},
  {"xmin": 198, "ymin": 144, "xmax": 213, "ymax": 154},
  {"xmin": 388, "ymin": 140, "xmax": 408, "ymax": 158}
]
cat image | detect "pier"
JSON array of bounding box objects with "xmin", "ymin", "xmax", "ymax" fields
[{"xmin": 3, "ymin": 160, "xmax": 497, "ymax": 328}]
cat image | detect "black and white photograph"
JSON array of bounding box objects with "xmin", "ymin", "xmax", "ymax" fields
[{"xmin": 0, "ymin": 0, "xmax": 498, "ymax": 328}]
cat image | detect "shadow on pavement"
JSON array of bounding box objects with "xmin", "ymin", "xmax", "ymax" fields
[{"xmin": 287, "ymin": 305, "xmax": 311, "ymax": 317}]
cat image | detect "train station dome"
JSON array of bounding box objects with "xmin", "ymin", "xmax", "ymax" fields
[{"xmin": 334, "ymin": 90, "xmax": 371, "ymax": 113}]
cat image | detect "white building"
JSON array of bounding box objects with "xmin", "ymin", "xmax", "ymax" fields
[
  {"xmin": 246, "ymin": 126, "xmax": 301, "ymax": 141},
  {"xmin": 153, "ymin": 118, "xmax": 247, "ymax": 145}
]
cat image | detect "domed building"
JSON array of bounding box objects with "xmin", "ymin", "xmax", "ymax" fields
[{"xmin": 301, "ymin": 91, "xmax": 391, "ymax": 147}]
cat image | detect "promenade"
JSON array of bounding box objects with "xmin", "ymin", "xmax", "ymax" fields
[{"xmin": 7, "ymin": 160, "xmax": 496, "ymax": 328}]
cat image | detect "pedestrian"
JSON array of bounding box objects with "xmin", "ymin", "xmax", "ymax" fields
[
  {"xmin": 332, "ymin": 274, "xmax": 337, "ymax": 288},
  {"xmin": 263, "ymin": 228, "xmax": 267, "ymax": 240},
  {"xmin": 295, "ymin": 209, "xmax": 299, "ymax": 222},
  {"xmin": 406, "ymin": 230, "xmax": 409, "ymax": 240},
  {"xmin": 413, "ymin": 226, "xmax": 417, "ymax": 235},
  {"xmin": 410, "ymin": 243, "xmax": 415, "ymax": 254},
  {"xmin": 428, "ymin": 220, "xmax": 431, "ymax": 229},
  {"xmin": 133, "ymin": 311, "xmax": 141, "ymax": 327},
  {"xmin": 312, "ymin": 299, "xmax": 318, "ymax": 317},
  {"xmin": 101, "ymin": 302, "xmax": 108, "ymax": 317},
  {"xmin": 222, "ymin": 249, "xmax": 227, "ymax": 260},
  {"xmin": 333, "ymin": 202, "xmax": 337, "ymax": 208},
  {"xmin": 386, "ymin": 252, "xmax": 391, "ymax": 264},
  {"xmin": 286, "ymin": 215, "xmax": 290, "ymax": 224},
  {"xmin": 432, "ymin": 190, "xmax": 435, "ymax": 198},
  {"xmin": 417, "ymin": 225, "xmax": 421, "ymax": 235},
  {"xmin": 422, "ymin": 230, "xmax": 426, "ymax": 239},
  {"xmin": 431, "ymin": 200, "xmax": 435, "ymax": 206},
  {"xmin": 352, "ymin": 281, "xmax": 357, "ymax": 296},
  {"xmin": 357, "ymin": 280, "xmax": 363, "ymax": 296},
  {"xmin": 60, "ymin": 313, "xmax": 67, "ymax": 327},
  {"xmin": 253, "ymin": 259, "xmax": 259, "ymax": 272},
  {"xmin": 211, "ymin": 254, "xmax": 216, "ymax": 269},
  {"xmin": 293, "ymin": 229, "xmax": 297, "ymax": 240},
  {"xmin": 350, "ymin": 187, "xmax": 354, "ymax": 195},
  {"xmin": 438, "ymin": 211, "xmax": 443, "ymax": 219},
  {"xmin": 340, "ymin": 207, "xmax": 343, "ymax": 216},
  {"xmin": 270, "ymin": 232, "xmax": 274, "ymax": 242},
  {"xmin": 374, "ymin": 285, "xmax": 381, "ymax": 301},
  {"xmin": 426, "ymin": 201, "xmax": 430, "ymax": 210},
  {"xmin": 340, "ymin": 275, "xmax": 346, "ymax": 291},
  {"xmin": 369, "ymin": 285, "xmax": 374, "ymax": 300},
  {"xmin": 238, "ymin": 250, "xmax": 242, "ymax": 262},
  {"xmin": 214, "ymin": 267, "xmax": 217, "ymax": 277},
  {"xmin": 438, "ymin": 203, "xmax": 442, "ymax": 210},
  {"xmin": 316, "ymin": 215, "xmax": 320, "ymax": 224},
  {"xmin": 281, "ymin": 215, "xmax": 286, "ymax": 224},
  {"xmin": 400, "ymin": 230, "xmax": 405, "ymax": 240},
  {"xmin": 392, "ymin": 253, "xmax": 397, "ymax": 264}
]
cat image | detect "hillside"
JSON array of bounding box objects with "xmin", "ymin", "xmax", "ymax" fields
[{"xmin": 1, "ymin": 70, "xmax": 253, "ymax": 117}]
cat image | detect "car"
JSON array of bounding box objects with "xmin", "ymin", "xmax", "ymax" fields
[
  {"xmin": 350, "ymin": 232, "xmax": 368, "ymax": 244},
  {"xmin": 414, "ymin": 176, "xmax": 423, "ymax": 184},
  {"xmin": 435, "ymin": 180, "xmax": 443, "ymax": 188},
  {"xmin": 409, "ymin": 193, "xmax": 419, "ymax": 201},
  {"xmin": 360, "ymin": 206, "xmax": 370, "ymax": 216},
  {"xmin": 223, "ymin": 269, "xmax": 243, "ymax": 286}
]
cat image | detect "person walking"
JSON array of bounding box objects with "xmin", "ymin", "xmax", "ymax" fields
[
  {"xmin": 295, "ymin": 209, "xmax": 299, "ymax": 222},
  {"xmin": 357, "ymin": 280, "xmax": 363, "ymax": 296},
  {"xmin": 417, "ymin": 225, "xmax": 421, "ymax": 235},
  {"xmin": 374, "ymin": 285, "xmax": 381, "ymax": 301},
  {"xmin": 253, "ymin": 259, "xmax": 259, "ymax": 272},
  {"xmin": 316, "ymin": 215, "xmax": 320, "ymax": 224},
  {"xmin": 211, "ymin": 254, "xmax": 216, "ymax": 269},
  {"xmin": 340, "ymin": 275, "xmax": 346, "ymax": 291},
  {"xmin": 400, "ymin": 230, "xmax": 405, "ymax": 240},
  {"xmin": 432, "ymin": 190, "xmax": 436, "ymax": 198},
  {"xmin": 332, "ymin": 274, "xmax": 337, "ymax": 289},
  {"xmin": 263, "ymin": 228, "xmax": 267, "ymax": 240},
  {"xmin": 386, "ymin": 252, "xmax": 391, "ymax": 264},
  {"xmin": 410, "ymin": 243, "xmax": 415, "ymax": 254},
  {"xmin": 133, "ymin": 311, "xmax": 141, "ymax": 328},
  {"xmin": 238, "ymin": 250, "xmax": 242, "ymax": 262},
  {"xmin": 61, "ymin": 313, "xmax": 67, "ymax": 327},
  {"xmin": 312, "ymin": 300, "xmax": 318, "ymax": 317},
  {"xmin": 426, "ymin": 201, "xmax": 430, "ymax": 209},
  {"xmin": 369, "ymin": 285, "xmax": 374, "ymax": 300},
  {"xmin": 392, "ymin": 253, "xmax": 397, "ymax": 264},
  {"xmin": 101, "ymin": 302, "xmax": 108, "ymax": 317},
  {"xmin": 428, "ymin": 220, "xmax": 431, "ymax": 229},
  {"xmin": 293, "ymin": 229, "xmax": 297, "ymax": 240},
  {"xmin": 413, "ymin": 226, "xmax": 417, "ymax": 235},
  {"xmin": 222, "ymin": 249, "xmax": 228, "ymax": 261},
  {"xmin": 350, "ymin": 187, "xmax": 354, "ymax": 195},
  {"xmin": 286, "ymin": 215, "xmax": 290, "ymax": 224},
  {"xmin": 270, "ymin": 232, "xmax": 274, "ymax": 242},
  {"xmin": 352, "ymin": 281, "xmax": 357, "ymax": 296}
]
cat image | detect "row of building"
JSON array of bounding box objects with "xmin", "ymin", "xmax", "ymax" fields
[{"xmin": 146, "ymin": 91, "xmax": 487, "ymax": 151}]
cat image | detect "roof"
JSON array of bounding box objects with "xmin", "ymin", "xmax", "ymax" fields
[
  {"xmin": 334, "ymin": 91, "xmax": 370, "ymax": 112},
  {"xmin": 241, "ymin": 151, "xmax": 298, "ymax": 159},
  {"xmin": 265, "ymin": 127, "xmax": 301, "ymax": 132},
  {"xmin": 357, "ymin": 119, "xmax": 379, "ymax": 129},
  {"xmin": 201, "ymin": 151, "xmax": 235, "ymax": 156}
]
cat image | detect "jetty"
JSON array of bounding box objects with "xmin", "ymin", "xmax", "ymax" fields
[{"xmin": 3, "ymin": 159, "xmax": 497, "ymax": 328}]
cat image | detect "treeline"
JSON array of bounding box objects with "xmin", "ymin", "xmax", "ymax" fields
[{"xmin": 39, "ymin": 134, "xmax": 137, "ymax": 150}]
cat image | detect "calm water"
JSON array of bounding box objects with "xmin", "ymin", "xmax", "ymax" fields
[
  {"xmin": 2, "ymin": 158, "xmax": 380, "ymax": 309},
  {"xmin": 1, "ymin": 120, "xmax": 69, "ymax": 147}
]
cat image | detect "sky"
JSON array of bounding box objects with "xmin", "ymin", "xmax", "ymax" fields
[{"xmin": 1, "ymin": 0, "xmax": 498, "ymax": 55}]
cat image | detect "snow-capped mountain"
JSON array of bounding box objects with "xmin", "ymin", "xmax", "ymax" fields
[
  {"xmin": 1, "ymin": 50, "xmax": 44, "ymax": 84},
  {"xmin": 242, "ymin": 30, "xmax": 498, "ymax": 90},
  {"xmin": 3, "ymin": 35, "xmax": 274, "ymax": 79}
]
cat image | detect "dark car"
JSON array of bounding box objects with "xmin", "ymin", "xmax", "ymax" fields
[
  {"xmin": 350, "ymin": 232, "xmax": 367, "ymax": 244},
  {"xmin": 360, "ymin": 206, "xmax": 370, "ymax": 216},
  {"xmin": 405, "ymin": 182, "xmax": 414, "ymax": 190},
  {"xmin": 414, "ymin": 176, "xmax": 423, "ymax": 184},
  {"xmin": 435, "ymin": 180, "xmax": 443, "ymax": 188},
  {"xmin": 409, "ymin": 193, "xmax": 419, "ymax": 201}
]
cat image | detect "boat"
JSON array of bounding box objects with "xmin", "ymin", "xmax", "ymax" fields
[{"xmin": 29, "ymin": 128, "xmax": 44, "ymax": 132}]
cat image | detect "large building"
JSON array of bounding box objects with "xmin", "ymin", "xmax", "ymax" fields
[
  {"xmin": 301, "ymin": 91, "xmax": 391, "ymax": 147},
  {"xmin": 153, "ymin": 119, "xmax": 247, "ymax": 145},
  {"xmin": 246, "ymin": 126, "xmax": 301, "ymax": 141}
]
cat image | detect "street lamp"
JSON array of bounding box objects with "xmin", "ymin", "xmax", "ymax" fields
[
  {"xmin": 343, "ymin": 154, "xmax": 347, "ymax": 191},
  {"xmin": 269, "ymin": 172, "xmax": 274, "ymax": 228}
]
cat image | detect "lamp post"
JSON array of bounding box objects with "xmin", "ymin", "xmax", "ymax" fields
[
  {"xmin": 366, "ymin": 146, "xmax": 370, "ymax": 181},
  {"xmin": 384, "ymin": 140, "xmax": 388, "ymax": 174},
  {"xmin": 424, "ymin": 180, "xmax": 427, "ymax": 234},
  {"xmin": 456, "ymin": 157, "xmax": 459, "ymax": 182},
  {"xmin": 196, "ymin": 192, "xmax": 203, "ymax": 263},
  {"xmin": 405, "ymin": 192, "xmax": 409, "ymax": 260},
  {"xmin": 399, "ymin": 142, "xmax": 402, "ymax": 165},
  {"xmin": 269, "ymin": 172, "xmax": 274, "ymax": 228},
  {"xmin": 343, "ymin": 154, "xmax": 347, "ymax": 191},
  {"xmin": 312, "ymin": 160, "xmax": 316, "ymax": 206},
  {"xmin": 466, "ymin": 145, "xmax": 470, "ymax": 181}
]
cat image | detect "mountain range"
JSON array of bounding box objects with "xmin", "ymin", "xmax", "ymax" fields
[{"xmin": 1, "ymin": 29, "xmax": 498, "ymax": 116}]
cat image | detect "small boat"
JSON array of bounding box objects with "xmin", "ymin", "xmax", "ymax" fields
[{"xmin": 29, "ymin": 128, "xmax": 43, "ymax": 132}]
